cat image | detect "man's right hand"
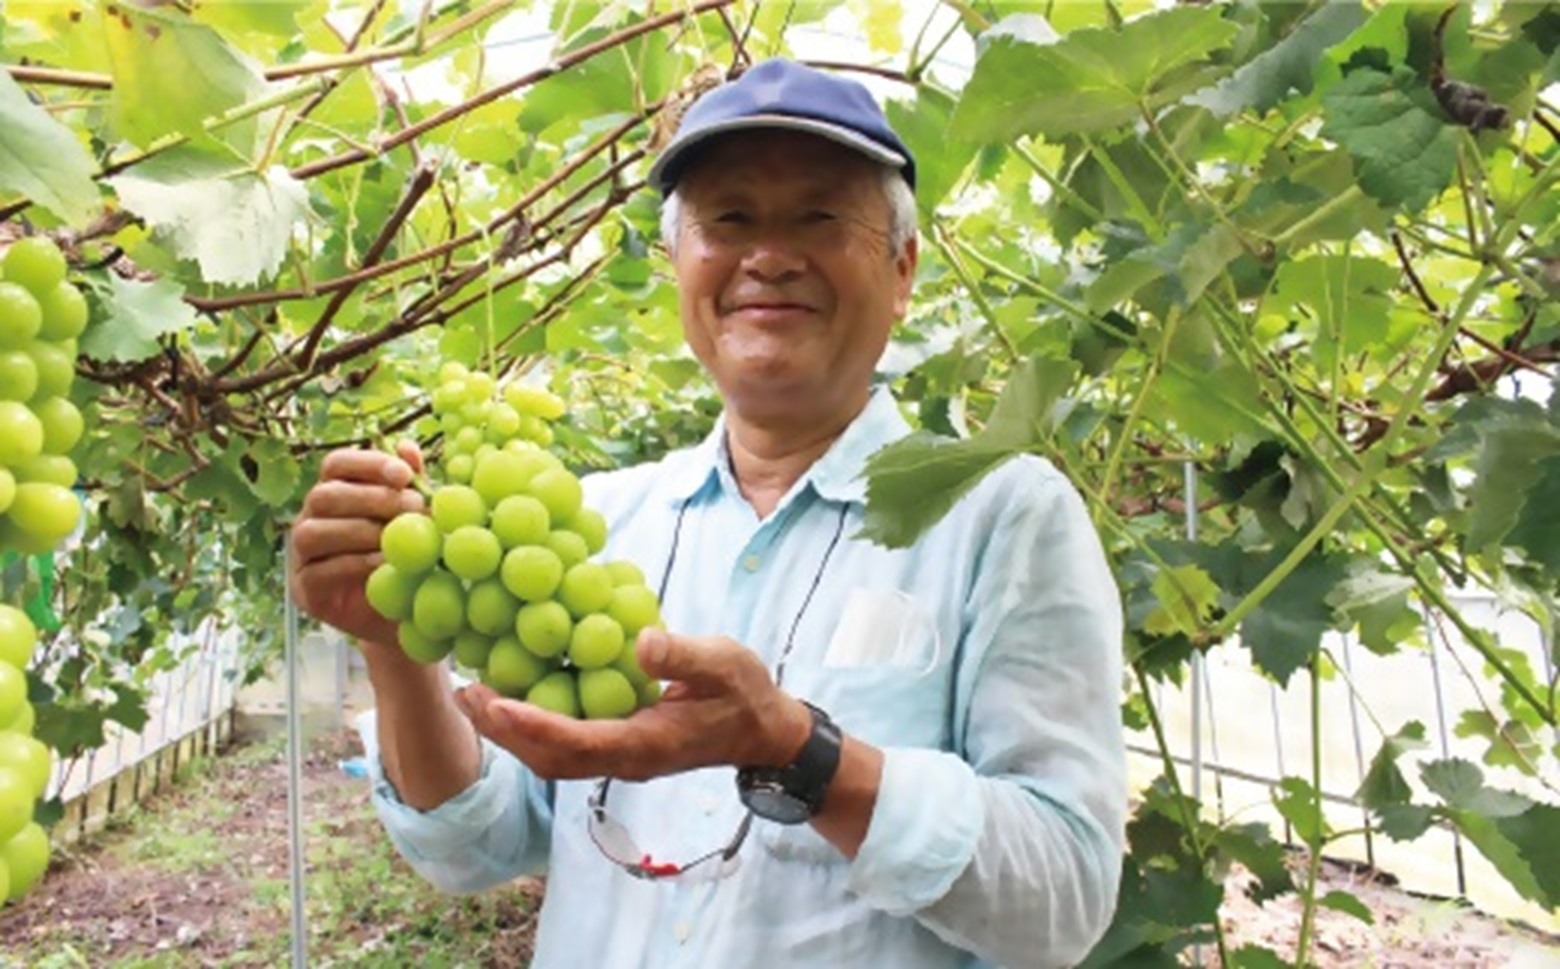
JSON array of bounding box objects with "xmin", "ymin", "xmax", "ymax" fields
[{"xmin": 289, "ymin": 441, "xmax": 426, "ymax": 653}]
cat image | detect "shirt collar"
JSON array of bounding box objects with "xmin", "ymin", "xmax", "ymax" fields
[{"xmin": 658, "ymin": 385, "xmax": 911, "ymax": 507}]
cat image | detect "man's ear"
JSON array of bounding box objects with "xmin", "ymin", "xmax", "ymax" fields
[{"xmin": 892, "ymin": 235, "xmax": 919, "ymax": 319}]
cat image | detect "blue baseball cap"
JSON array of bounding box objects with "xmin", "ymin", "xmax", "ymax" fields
[{"xmin": 648, "ymin": 59, "xmax": 916, "ymax": 195}]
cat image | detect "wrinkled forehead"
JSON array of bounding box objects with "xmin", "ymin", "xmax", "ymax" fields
[{"xmin": 676, "ymin": 129, "xmax": 883, "ymax": 200}]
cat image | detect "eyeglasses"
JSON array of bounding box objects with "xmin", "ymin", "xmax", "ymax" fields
[
  {"xmin": 588, "ymin": 777, "xmax": 752, "ymax": 882},
  {"xmin": 584, "ymin": 501, "xmax": 851, "ymax": 881}
]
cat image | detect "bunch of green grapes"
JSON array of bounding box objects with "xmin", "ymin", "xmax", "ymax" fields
[
  {"xmin": 0, "ymin": 237, "xmax": 85, "ymax": 555},
  {"xmin": 365, "ymin": 364, "xmax": 663, "ymax": 720},
  {"xmin": 0, "ymin": 605, "xmax": 54, "ymax": 903}
]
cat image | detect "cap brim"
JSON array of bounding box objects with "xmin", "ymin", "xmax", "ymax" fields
[{"xmin": 648, "ymin": 114, "xmax": 907, "ymax": 193}]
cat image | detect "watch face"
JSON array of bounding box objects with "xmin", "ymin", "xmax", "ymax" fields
[{"xmin": 743, "ymin": 784, "xmax": 813, "ymax": 825}]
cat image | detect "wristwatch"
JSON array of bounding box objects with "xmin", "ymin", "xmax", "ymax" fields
[{"xmin": 736, "ymin": 701, "xmax": 843, "ymax": 824}]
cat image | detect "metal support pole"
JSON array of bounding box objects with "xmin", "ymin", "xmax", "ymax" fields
[
  {"xmin": 1423, "ymin": 604, "xmax": 1468, "ymax": 897},
  {"xmin": 1185, "ymin": 462, "xmax": 1203, "ymax": 806},
  {"xmin": 284, "ymin": 541, "xmax": 309, "ymax": 968},
  {"xmin": 1340, "ymin": 635, "xmax": 1375, "ymax": 867}
]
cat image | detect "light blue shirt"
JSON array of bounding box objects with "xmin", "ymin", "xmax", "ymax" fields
[{"xmin": 358, "ymin": 387, "xmax": 1127, "ymax": 968}]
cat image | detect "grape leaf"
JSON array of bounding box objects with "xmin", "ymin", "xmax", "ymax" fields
[
  {"xmin": 1454, "ymin": 710, "xmax": 1544, "ymax": 776},
  {"xmin": 246, "ymin": 439, "xmax": 302, "ymax": 507},
  {"xmin": 1357, "ymin": 721, "xmax": 1427, "ymax": 810},
  {"xmin": 79, "ymin": 274, "xmax": 199, "ymax": 363},
  {"xmin": 1466, "ymin": 424, "xmax": 1560, "ymax": 551},
  {"xmin": 885, "ymin": 87, "xmax": 976, "ymax": 215},
  {"xmin": 1188, "ymin": 3, "xmax": 1370, "ymax": 117},
  {"xmin": 1326, "ymin": 560, "xmax": 1416, "ymax": 654},
  {"xmin": 951, "ymin": 6, "xmax": 1238, "ymax": 141},
  {"xmin": 102, "ymin": 1, "xmax": 267, "ymax": 152},
  {"xmin": 1273, "ymin": 776, "xmax": 1328, "ymax": 849},
  {"xmin": 1420, "ymin": 758, "xmax": 1534, "ymax": 818},
  {"xmin": 1318, "ymin": 890, "xmax": 1374, "ymax": 925},
  {"xmin": 108, "ymin": 149, "xmax": 311, "ymax": 286},
  {"xmin": 1144, "ymin": 564, "xmax": 1221, "ymax": 639},
  {"xmin": 1241, "ymin": 551, "xmax": 1347, "ymax": 687},
  {"xmin": 858, "ymin": 434, "xmax": 1024, "ymax": 550},
  {"xmin": 1446, "ymin": 807, "xmax": 1558, "ymax": 909},
  {"xmin": 1319, "ymin": 65, "xmax": 1458, "ymax": 213},
  {"xmin": 0, "ymin": 69, "xmax": 99, "ymax": 224},
  {"xmin": 1213, "ymin": 822, "xmax": 1293, "ymax": 904},
  {"xmin": 1507, "ymin": 454, "xmax": 1560, "ymax": 572}
]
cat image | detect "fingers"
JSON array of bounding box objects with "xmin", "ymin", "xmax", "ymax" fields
[
  {"xmin": 320, "ymin": 448, "xmax": 417, "ymax": 488},
  {"xmin": 636, "ymin": 629, "xmax": 751, "ymax": 688},
  {"xmin": 291, "ymin": 550, "xmax": 380, "ymax": 593},
  {"xmin": 395, "ymin": 438, "xmax": 425, "ymax": 476},
  {"xmin": 302, "ymin": 478, "xmax": 422, "ymax": 522},
  {"xmin": 292, "ymin": 518, "xmax": 386, "ymax": 566}
]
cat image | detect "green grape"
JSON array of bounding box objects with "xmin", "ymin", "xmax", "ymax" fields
[
  {"xmin": 0, "ymin": 351, "xmax": 38, "ymax": 402},
  {"xmin": 9, "ymin": 482, "xmax": 79, "ymax": 542},
  {"xmin": 2, "ymin": 822, "xmax": 50, "ymax": 901},
  {"xmin": 486, "ymin": 402, "xmax": 521, "ymax": 442},
  {"xmin": 0, "ymin": 469, "xmax": 12, "ymax": 516},
  {"xmin": 364, "ymin": 563, "xmax": 419, "ymax": 621},
  {"xmin": 2, "ymin": 237, "xmax": 67, "ymax": 294},
  {"xmin": 566, "ymin": 508, "xmax": 608, "ymax": 554},
  {"xmin": 13, "ymin": 454, "xmax": 77, "ymax": 487},
  {"xmin": 450, "ymin": 426, "xmax": 484, "ymax": 455},
  {"xmin": 0, "ymin": 605, "xmax": 36, "ymax": 669},
  {"xmin": 36, "ymin": 282, "xmax": 87, "ymax": 341},
  {"xmin": 430, "ymin": 485, "xmax": 487, "ymax": 533},
  {"xmin": 398, "ymin": 622, "xmax": 453, "ymax": 664},
  {"xmin": 380, "ymin": 513, "xmax": 442, "ymax": 574},
  {"xmin": 4, "ymin": 701, "xmax": 34, "ymax": 734},
  {"xmin": 518, "ymin": 415, "xmax": 554, "ymax": 446},
  {"xmin": 32, "ymin": 397, "xmax": 82, "ymax": 454},
  {"xmin": 0, "ymin": 767, "xmax": 31, "ymax": 843},
  {"xmin": 545, "ymin": 530, "xmax": 589, "ymax": 570},
  {"xmin": 605, "ymin": 560, "xmax": 646, "ymax": 587},
  {"xmin": 432, "ymin": 382, "xmax": 465, "ymax": 415},
  {"xmin": 612, "ymin": 642, "xmax": 652, "ymax": 689},
  {"xmin": 579, "ymin": 668, "xmax": 637, "ymax": 720},
  {"xmin": 568, "ymin": 614, "xmax": 625, "ymax": 670},
  {"xmin": 0, "ymin": 283, "xmax": 42, "ymax": 349},
  {"xmin": 445, "ymin": 453, "xmax": 474, "ymax": 484},
  {"xmin": 0, "ymin": 731, "xmax": 50, "ymax": 798},
  {"xmin": 28, "ymin": 341, "xmax": 73, "ymax": 400},
  {"xmin": 514, "ymin": 601, "xmax": 572, "ymax": 658},
  {"xmin": 465, "ymin": 372, "xmax": 496, "ymax": 402},
  {"xmin": 637, "ymin": 679, "xmax": 663, "ymax": 707},
  {"xmin": 452, "ymin": 630, "xmax": 494, "ymax": 671},
  {"xmin": 490, "ymin": 495, "xmax": 550, "ymax": 548},
  {"xmin": 499, "ymin": 545, "xmax": 564, "ymax": 602},
  {"xmin": 0, "ymin": 402, "xmax": 43, "ymax": 464},
  {"xmin": 440, "ymin": 412, "xmax": 465, "ymax": 437},
  {"xmin": 0, "ymin": 665, "xmax": 23, "ymax": 727},
  {"xmin": 466, "ymin": 578, "xmax": 520, "ymax": 636},
  {"xmin": 484, "ymin": 636, "xmax": 550, "ymax": 697},
  {"xmin": 413, "ymin": 571, "xmax": 466, "ymax": 640},
  {"xmin": 525, "ymin": 670, "xmax": 579, "ymax": 717},
  {"xmin": 504, "ymin": 384, "xmax": 566, "ymax": 421},
  {"xmin": 606, "ymin": 584, "xmax": 661, "ymax": 636},
  {"xmin": 461, "ymin": 404, "xmax": 493, "ymax": 431},
  {"xmin": 442, "ymin": 525, "xmax": 502, "ymax": 581},
  {"xmin": 473, "ymin": 444, "xmax": 499, "ymax": 469},
  {"xmin": 438, "ymin": 362, "xmax": 470, "ymax": 384},
  {"xmin": 471, "ymin": 450, "xmax": 533, "ymax": 507},
  {"xmin": 558, "ymin": 562, "xmax": 613, "ymax": 618},
  {"xmin": 527, "ymin": 467, "xmax": 582, "ymax": 522}
]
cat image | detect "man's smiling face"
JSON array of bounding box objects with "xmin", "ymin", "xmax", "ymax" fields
[{"xmin": 671, "ymin": 130, "xmax": 917, "ymax": 426}]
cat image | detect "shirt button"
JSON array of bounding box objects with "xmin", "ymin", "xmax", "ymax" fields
[
  {"xmin": 742, "ymin": 554, "xmax": 761, "ymax": 572},
  {"xmin": 674, "ymin": 921, "xmax": 692, "ymax": 944}
]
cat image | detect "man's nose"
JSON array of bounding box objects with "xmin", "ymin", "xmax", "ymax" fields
[{"xmin": 738, "ymin": 234, "xmax": 806, "ymax": 281}]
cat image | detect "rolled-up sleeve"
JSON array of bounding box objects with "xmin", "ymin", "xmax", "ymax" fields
[
  {"xmin": 355, "ymin": 708, "xmax": 555, "ymax": 893},
  {"xmin": 847, "ymin": 461, "xmax": 1128, "ymax": 968}
]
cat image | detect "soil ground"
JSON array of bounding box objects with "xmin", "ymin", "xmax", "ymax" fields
[{"xmin": 0, "ymin": 730, "xmax": 1554, "ymax": 968}]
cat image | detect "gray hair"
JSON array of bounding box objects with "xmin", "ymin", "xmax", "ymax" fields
[{"xmin": 659, "ymin": 165, "xmax": 918, "ymax": 258}]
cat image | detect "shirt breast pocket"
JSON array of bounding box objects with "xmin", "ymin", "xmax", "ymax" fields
[{"xmin": 801, "ymin": 587, "xmax": 953, "ymax": 751}]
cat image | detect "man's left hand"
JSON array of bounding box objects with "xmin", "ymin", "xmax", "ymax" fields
[{"xmin": 454, "ymin": 629, "xmax": 813, "ymax": 781}]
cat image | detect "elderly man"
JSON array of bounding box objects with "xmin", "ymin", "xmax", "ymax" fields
[{"xmin": 288, "ymin": 59, "xmax": 1126, "ymax": 968}]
